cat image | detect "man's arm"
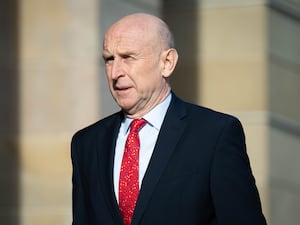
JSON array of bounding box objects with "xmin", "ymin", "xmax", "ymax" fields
[
  {"xmin": 211, "ymin": 117, "xmax": 267, "ymax": 225},
  {"xmin": 71, "ymin": 134, "xmax": 90, "ymax": 225}
]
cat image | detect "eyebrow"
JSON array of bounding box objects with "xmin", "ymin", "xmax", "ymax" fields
[
  {"xmin": 102, "ymin": 49, "xmax": 138, "ymax": 59},
  {"xmin": 102, "ymin": 50, "xmax": 111, "ymax": 58},
  {"xmin": 102, "ymin": 51, "xmax": 114, "ymax": 62}
]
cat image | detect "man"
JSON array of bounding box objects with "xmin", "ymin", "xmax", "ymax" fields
[{"xmin": 71, "ymin": 13, "xmax": 267, "ymax": 225}]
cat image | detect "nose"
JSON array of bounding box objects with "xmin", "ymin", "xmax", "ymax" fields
[{"xmin": 110, "ymin": 58, "xmax": 124, "ymax": 80}]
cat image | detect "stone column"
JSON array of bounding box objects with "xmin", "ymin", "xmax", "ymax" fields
[
  {"xmin": 199, "ymin": 0, "xmax": 270, "ymax": 221},
  {"xmin": 19, "ymin": 0, "xmax": 100, "ymax": 224}
]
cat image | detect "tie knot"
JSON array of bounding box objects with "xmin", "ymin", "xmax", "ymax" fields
[{"xmin": 130, "ymin": 118, "xmax": 147, "ymax": 133}]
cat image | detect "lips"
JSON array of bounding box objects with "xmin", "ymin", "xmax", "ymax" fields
[
  {"xmin": 113, "ymin": 83, "xmax": 134, "ymax": 95},
  {"xmin": 114, "ymin": 81, "xmax": 133, "ymax": 90},
  {"xmin": 115, "ymin": 85, "xmax": 131, "ymax": 90},
  {"xmin": 116, "ymin": 86, "xmax": 129, "ymax": 90},
  {"xmin": 112, "ymin": 79, "xmax": 134, "ymax": 94}
]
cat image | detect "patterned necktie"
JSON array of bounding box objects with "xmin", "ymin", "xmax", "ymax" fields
[{"xmin": 119, "ymin": 118, "xmax": 147, "ymax": 225}]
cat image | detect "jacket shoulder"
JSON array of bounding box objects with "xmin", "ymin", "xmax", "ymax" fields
[
  {"xmin": 72, "ymin": 111, "xmax": 122, "ymax": 141},
  {"xmin": 173, "ymin": 95, "xmax": 240, "ymax": 125}
]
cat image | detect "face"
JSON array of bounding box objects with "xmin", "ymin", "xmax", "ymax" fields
[{"xmin": 103, "ymin": 20, "xmax": 171, "ymax": 117}]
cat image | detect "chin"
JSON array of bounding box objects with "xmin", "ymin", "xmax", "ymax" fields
[{"xmin": 116, "ymin": 100, "xmax": 134, "ymax": 111}]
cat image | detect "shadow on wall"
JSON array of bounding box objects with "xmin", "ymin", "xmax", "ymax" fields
[
  {"xmin": 0, "ymin": 1, "xmax": 20, "ymax": 225},
  {"xmin": 162, "ymin": 0, "xmax": 200, "ymax": 104}
]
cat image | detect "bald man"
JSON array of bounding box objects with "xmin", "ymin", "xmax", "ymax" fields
[{"xmin": 71, "ymin": 13, "xmax": 267, "ymax": 225}]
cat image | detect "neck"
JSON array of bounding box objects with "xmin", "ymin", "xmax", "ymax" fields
[{"xmin": 125, "ymin": 88, "xmax": 171, "ymax": 119}]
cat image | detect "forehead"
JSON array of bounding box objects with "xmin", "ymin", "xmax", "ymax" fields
[
  {"xmin": 104, "ymin": 29, "xmax": 142, "ymax": 48},
  {"xmin": 103, "ymin": 20, "xmax": 157, "ymax": 53}
]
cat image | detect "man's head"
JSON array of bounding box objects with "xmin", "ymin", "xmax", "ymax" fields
[{"xmin": 102, "ymin": 13, "xmax": 178, "ymax": 118}]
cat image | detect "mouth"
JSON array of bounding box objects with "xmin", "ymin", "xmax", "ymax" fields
[
  {"xmin": 112, "ymin": 80, "xmax": 134, "ymax": 94},
  {"xmin": 114, "ymin": 85, "xmax": 133, "ymax": 94},
  {"xmin": 116, "ymin": 86, "xmax": 129, "ymax": 90}
]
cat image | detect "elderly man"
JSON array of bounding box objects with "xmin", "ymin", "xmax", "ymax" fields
[{"xmin": 71, "ymin": 13, "xmax": 267, "ymax": 225}]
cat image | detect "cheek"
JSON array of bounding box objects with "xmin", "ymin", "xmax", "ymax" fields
[
  {"xmin": 105, "ymin": 67, "xmax": 114, "ymax": 82},
  {"xmin": 105, "ymin": 74, "xmax": 115, "ymax": 94},
  {"xmin": 136, "ymin": 74, "xmax": 161, "ymax": 94},
  {"xmin": 105, "ymin": 66, "xmax": 112, "ymax": 77}
]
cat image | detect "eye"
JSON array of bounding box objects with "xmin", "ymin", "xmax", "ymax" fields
[
  {"xmin": 121, "ymin": 54, "xmax": 135, "ymax": 61},
  {"xmin": 103, "ymin": 55, "xmax": 114, "ymax": 64}
]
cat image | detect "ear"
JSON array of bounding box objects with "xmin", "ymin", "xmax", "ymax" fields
[{"xmin": 161, "ymin": 48, "xmax": 179, "ymax": 78}]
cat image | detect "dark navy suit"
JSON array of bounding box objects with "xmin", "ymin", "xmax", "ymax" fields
[{"xmin": 71, "ymin": 94, "xmax": 267, "ymax": 225}]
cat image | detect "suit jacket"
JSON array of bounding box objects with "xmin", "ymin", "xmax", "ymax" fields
[{"xmin": 71, "ymin": 94, "xmax": 267, "ymax": 225}]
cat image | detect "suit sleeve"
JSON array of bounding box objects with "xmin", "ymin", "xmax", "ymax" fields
[
  {"xmin": 210, "ymin": 117, "xmax": 267, "ymax": 225},
  {"xmin": 71, "ymin": 133, "xmax": 90, "ymax": 225}
]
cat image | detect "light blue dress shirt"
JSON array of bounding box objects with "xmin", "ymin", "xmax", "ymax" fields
[{"xmin": 113, "ymin": 93, "xmax": 172, "ymax": 202}]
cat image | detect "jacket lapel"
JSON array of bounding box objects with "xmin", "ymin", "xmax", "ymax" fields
[
  {"xmin": 96, "ymin": 112, "xmax": 124, "ymax": 225},
  {"xmin": 132, "ymin": 95, "xmax": 187, "ymax": 225}
]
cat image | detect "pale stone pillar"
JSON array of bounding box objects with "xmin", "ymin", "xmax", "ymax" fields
[
  {"xmin": 199, "ymin": 1, "xmax": 270, "ymax": 221},
  {"xmin": 198, "ymin": 1, "xmax": 300, "ymax": 224},
  {"xmin": 19, "ymin": 0, "xmax": 100, "ymax": 224},
  {"xmin": 164, "ymin": 0, "xmax": 270, "ymax": 222},
  {"xmin": 17, "ymin": 0, "xmax": 163, "ymax": 224}
]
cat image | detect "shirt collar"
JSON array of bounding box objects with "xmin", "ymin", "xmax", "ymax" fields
[{"xmin": 122, "ymin": 93, "xmax": 172, "ymax": 135}]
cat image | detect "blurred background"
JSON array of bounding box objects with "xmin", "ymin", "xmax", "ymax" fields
[{"xmin": 1, "ymin": 0, "xmax": 300, "ymax": 224}]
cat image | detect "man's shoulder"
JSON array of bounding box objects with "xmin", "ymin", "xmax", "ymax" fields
[
  {"xmin": 171, "ymin": 97, "xmax": 244, "ymax": 139},
  {"xmin": 173, "ymin": 95, "xmax": 237, "ymax": 121},
  {"xmin": 72, "ymin": 111, "xmax": 122, "ymax": 140},
  {"xmin": 171, "ymin": 95, "xmax": 242, "ymax": 129}
]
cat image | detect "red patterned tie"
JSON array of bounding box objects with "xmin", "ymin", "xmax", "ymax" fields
[{"xmin": 119, "ymin": 118, "xmax": 147, "ymax": 225}]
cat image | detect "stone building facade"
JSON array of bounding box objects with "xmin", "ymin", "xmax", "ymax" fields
[{"xmin": 1, "ymin": 0, "xmax": 299, "ymax": 224}]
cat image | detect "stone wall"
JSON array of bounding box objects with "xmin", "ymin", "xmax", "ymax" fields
[
  {"xmin": 1, "ymin": 0, "xmax": 300, "ymax": 224},
  {"xmin": 19, "ymin": 0, "xmax": 100, "ymax": 224}
]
